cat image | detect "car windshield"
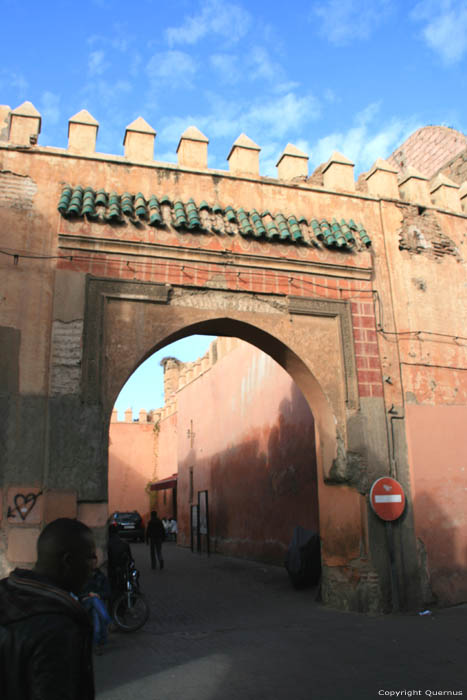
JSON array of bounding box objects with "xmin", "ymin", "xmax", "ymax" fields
[{"xmin": 115, "ymin": 512, "xmax": 139, "ymax": 520}]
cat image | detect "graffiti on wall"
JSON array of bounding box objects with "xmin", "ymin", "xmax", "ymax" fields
[{"xmin": 7, "ymin": 491, "xmax": 43, "ymax": 521}]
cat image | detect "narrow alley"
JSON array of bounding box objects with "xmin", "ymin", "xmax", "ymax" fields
[{"xmin": 95, "ymin": 543, "xmax": 467, "ymax": 700}]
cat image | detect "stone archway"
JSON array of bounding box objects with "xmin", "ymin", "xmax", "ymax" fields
[{"xmin": 77, "ymin": 276, "xmax": 388, "ymax": 611}]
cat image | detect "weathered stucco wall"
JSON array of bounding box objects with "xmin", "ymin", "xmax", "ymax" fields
[
  {"xmin": 1, "ymin": 103, "xmax": 466, "ymax": 611},
  {"xmin": 406, "ymin": 406, "xmax": 467, "ymax": 605},
  {"xmin": 376, "ymin": 201, "xmax": 467, "ymax": 606},
  {"xmin": 108, "ymin": 418, "xmax": 155, "ymax": 522},
  {"xmin": 175, "ymin": 340, "xmax": 319, "ymax": 563}
]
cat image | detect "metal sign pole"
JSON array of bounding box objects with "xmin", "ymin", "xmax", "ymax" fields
[
  {"xmin": 385, "ymin": 521, "xmax": 400, "ymax": 613},
  {"xmin": 370, "ymin": 477, "xmax": 406, "ymax": 613}
]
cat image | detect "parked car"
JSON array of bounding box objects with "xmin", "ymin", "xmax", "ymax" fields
[{"xmin": 109, "ymin": 511, "xmax": 145, "ymax": 542}]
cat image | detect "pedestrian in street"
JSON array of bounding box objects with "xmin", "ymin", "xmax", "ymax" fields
[
  {"xmin": 146, "ymin": 510, "xmax": 165, "ymax": 570},
  {"xmin": 107, "ymin": 523, "xmax": 134, "ymax": 594},
  {"xmin": 169, "ymin": 517, "xmax": 178, "ymax": 542},
  {"xmin": 80, "ymin": 566, "xmax": 112, "ymax": 655},
  {"xmin": 0, "ymin": 517, "xmax": 96, "ymax": 700}
]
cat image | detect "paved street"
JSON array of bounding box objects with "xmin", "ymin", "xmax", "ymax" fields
[{"xmin": 95, "ymin": 543, "xmax": 466, "ymax": 700}]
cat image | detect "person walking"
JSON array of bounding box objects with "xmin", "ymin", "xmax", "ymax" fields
[
  {"xmin": 169, "ymin": 517, "xmax": 178, "ymax": 542},
  {"xmin": 107, "ymin": 523, "xmax": 133, "ymax": 595},
  {"xmin": 80, "ymin": 565, "xmax": 112, "ymax": 655},
  {"xmin": 0, "ymin": 517, "xmax": 96, "ymax": 700},
  {"xmin": 146, "ymin": 511, "xmax": 165, "ymax": 570}
]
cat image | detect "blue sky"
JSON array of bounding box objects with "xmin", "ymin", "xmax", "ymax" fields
[
  {"xmin": 114, "ymin": 336, "xmax": 216, "ymax": 418},
  {"xmin": 2, "ymin": 0, "xmax": 466, "ymax": 412},
  {"xmin": 2, "ymin": 0, "xmax": 466, "ymax": 176}
]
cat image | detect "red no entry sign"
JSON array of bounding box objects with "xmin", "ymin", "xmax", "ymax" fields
[{"xmin": 370, "ymin": 477, "xmax": 405, "ymax": 521}]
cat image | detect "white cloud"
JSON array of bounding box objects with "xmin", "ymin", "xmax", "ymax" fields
[
  {"xmin": 88, "ymin": 31, "xmax": 132, "ymax": 54},
  {"xmin": 210, "ymin": 53, "xmax": 240, "ymax": 83},
  {"xmin": 247, "ymin": 47, "xmax": 282, "ymax": 82},
  {"xmin": 312, "ymin": 0, "xmax": 392, "ymax": 45},
  {"xmin": 40, "ymin": 91, "xmax": 60, "ymax": 125},
  {"xmin": 80, "ymin": 78, "xmax": 132, "ymax": 120},
  {"xmin": 210, "ymin": 47, "xmax": 293, "ymax": 91},
  {"xmin": 88, "ymin": 50, "xmax": 108, "ymax": 76},
  {"xmin": 324, "ymin": 88, "xmax": 339, "ymax": 103},
  {"xmin": 309, "ymin": 102, "xmax": 420, "ymax": 173},
  {"xmin": 0, "ymin": 69, "xmax": 29, "ymax": 98},
  {"xmin": 166, "ymin": 0, "xmax": 251, "ymax": 46},
  {"xmin": 155, "ymin": 89, "xmax": 321, "ymax": 173},
  {"xmin": 411, "ymin": 0, "xmax": 467, "ymax": 64},
  {"xmin": 146, "ymin": 51, "xmax": 197, "ymax": 85},
  {"xmin": 244, "ymin": 92, "xmax": 321, "ymax": 139}
]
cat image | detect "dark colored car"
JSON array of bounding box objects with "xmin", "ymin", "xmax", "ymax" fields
[{"xmin": 110, "ymin": 511, "xmax": 145, "ymax": 542}]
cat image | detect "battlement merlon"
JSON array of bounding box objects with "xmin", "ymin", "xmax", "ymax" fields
[{"xmin": 1, "ymin": 101, "xmax": 467, "ymax": 213}]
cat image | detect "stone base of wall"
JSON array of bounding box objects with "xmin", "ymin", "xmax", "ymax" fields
[
  {"xmin": 211, "ymin": 536, "xmax": 288, "ymax": 566},
  {"xmin": 321, "ymin": 562, "xmax": 385, "ymax": 613}
]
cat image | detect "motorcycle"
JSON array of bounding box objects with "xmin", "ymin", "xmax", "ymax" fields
[{"xmin": 111, "ymin": 560, "xmax": 150, "ymax": 632}]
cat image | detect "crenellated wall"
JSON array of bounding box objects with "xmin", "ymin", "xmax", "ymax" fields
[{"xmin": 2, "ymin": 101, "xmax": 467, "ymax": 212}]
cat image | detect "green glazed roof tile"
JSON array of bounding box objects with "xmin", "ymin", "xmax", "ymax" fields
[
  {"xmin": 250, "ymin": 210, "xmax": 266, "ymax": 238},
  {"xmin": 236, "ymin": 208, "xmax": 254, "ymax": 236},
  {"xmin": 275, "ymin": 214, "xmax": 290, "ymax": 240},
  {"xmin": 57, "ymin": 185, "xmax": 371, "ymax": 250},
  {"xmin": 358, "ymin": 225, "xmax": 371, "ymax": 247},
  {"xmin": 95, "ymin": 189, "xmax": 108, "ymax": 206},
  {"xmin": 266, "ymin": 221, "xmax": 279, "ymax": 239},
  {"xmin": 186, "ymin": 199, "xmax": 201, "ymax": 229},
  {"xmin": 148, "ymin": 195, "xmax": 162, "ymax": 226},
  {"xmin": 288, "ymin": 216, "xmax": 303, "ymax": 242}
]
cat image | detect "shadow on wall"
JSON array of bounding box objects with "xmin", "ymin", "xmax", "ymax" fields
[
  {"xmin": 178, "ymin": 382, "xmax": 319, "ymax": 565},
  {"xmin": 413, "ymin": 490, "xmax": 467, "ymax": 607}
]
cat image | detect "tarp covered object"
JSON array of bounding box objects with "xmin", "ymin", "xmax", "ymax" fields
[{"xmin": 285, "ymin": 526, "xmax": 321, "ymax": 589}]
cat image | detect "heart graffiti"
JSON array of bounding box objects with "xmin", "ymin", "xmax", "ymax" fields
[{"xmin": 7, "ymin": 491, "xmax": 42, "ymax": 521}]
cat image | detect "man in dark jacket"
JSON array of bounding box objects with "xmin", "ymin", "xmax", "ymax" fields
[
  {"xmin": 0, "ymin": 517, "xmax": 96, "ymax": 700},
  {"xmin": 107, "ymin": 523, "xmax": 134, "ymax": 593},
  {"xmin": 146, "ymin": 511, "xmax": 165, "ymax": 570}
]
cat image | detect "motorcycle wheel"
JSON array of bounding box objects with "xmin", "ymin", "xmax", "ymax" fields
[{"xmin": 112, "ymin": 592, "xmax": 149, "ymax": 632}]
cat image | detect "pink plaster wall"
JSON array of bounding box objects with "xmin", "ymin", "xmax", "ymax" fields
[
  {"xmin": 406, "ymin": 404, "xmax": 467, "ymax": 605},
  {"xmin": 151, "ymin": 412, "xmax": 178, "ymax": 519},
  {"xmin": 108, "ymin": 422, "xmax": 155, "ymax": 522},
  {"xmin": 157, "ymin": 413, "xmax": 178, "ymax": 481},
  {"xmin": 176, "ymin": 341, "xmax": 318, "ymax": 563}
]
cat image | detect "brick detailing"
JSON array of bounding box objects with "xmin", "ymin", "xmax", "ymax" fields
[
  {"xmin": 49, "ymin": 319, "xmax": 83, "ymax": 396},
  {"xmin": 351, "ymin": 301, "xmax": 383, "ymax": 398},
  {"xmin": 58, "ymin": 252, "xmax": 374, "ymax": 304},
  {"xmin": 388, "ymin": 126, "xmax": 467, "ymax": 178},
  {"xmin": 0, "ymin": 171, "xmax": 37, "ymax": 210},
  {"xmin": 397, "ymin": 204, "xmax": 463, "ymax": 262}
]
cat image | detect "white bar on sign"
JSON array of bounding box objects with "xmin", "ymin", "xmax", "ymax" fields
[{"xmin": 375, "ymin": 495, "xmax": 402, "ymax": 503}]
